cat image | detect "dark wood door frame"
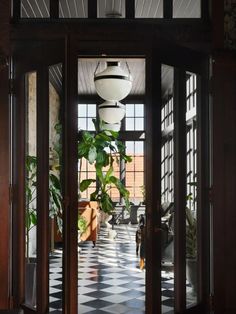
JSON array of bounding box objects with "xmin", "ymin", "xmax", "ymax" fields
[{"xmin": 12, "ymin": 36, "xmax": 210, "ymax": 314}]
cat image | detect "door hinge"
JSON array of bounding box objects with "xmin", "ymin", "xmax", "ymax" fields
[
  {"xmin": 9, "ymin": 184, "xmax": 13, "ymax": 204},
  {"xmin": 209, "ymin": 294, "xmax": 214, "ymax": 312},
  {"xmin": 9, "ymin": 78, "xmax": 15, "ymax": 94},
  {"xmin": 208, "ymin": 187, "xmax": 213, "ymax": 204}
]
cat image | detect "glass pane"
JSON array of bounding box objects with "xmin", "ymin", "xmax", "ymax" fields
[
  {"xmin": 135, "ymin": 0, "xmax": 163, "ymax": 18},
  {"xmin": 21, "ymin": 0, "xmax": 50, "ymax": 18},
  {"xmin": 78, "ymin": 104, "xmax": 87, "ymax": 117},
  {"xmin": 126, "ymin": 104, "xmax": 134, "ymax": 117},
  {"xmin": 135, "ymin": 104, "xmax": 144, "ymax": 117},
  {"xmin": 173, "ymin": 0, "xmax": 201, "ymax": 18},
  {"xmin": 186, "ymin": 72, "xmax": 198, "ymax": 307},
  {"xmin": 87, "ymin": 104, "xmax": 97, "ymax": 116},
  {"xmin": 59, "ymin": 0, "xmax": 88, "ymax": 18},
  {"xmin": 78, "ymin": 118, "xmax": 87, "ymax": 130},
  {"xmin": 48, "ymin": 64, "xmax": 63, "ymax": 312},
  {"xmin": 97, "ymin": 0, "xmax": 125, "ymax": 18},
  {"xmin": 126, "ymin": 118, "xmax": 135, "ymax": 130},
  {"xmin": 161, "ymin": 64, "xmax": 174, "ymax": 313},
  {"xmin": 135, "ymin": 117, "xmax": 144, "ymax": 130},
  {"xmin": 25, "ymin": 72, "xmax": 37, "ymax": 308},
  {"xmin": 87, "ymin": 118, "xmax": 96, "ymax": 131}
]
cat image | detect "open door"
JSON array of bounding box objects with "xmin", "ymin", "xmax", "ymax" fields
[
  {"xmin": 157, "ymin": 44, "xmax": 210, "ymax": 314},
  {"xmin": 12, "ymin": 39, "xmax": 78, "ymax": 314},
  {"xmin": 11, "ymin": 37, "xmax": 209, "ymax": 314}
]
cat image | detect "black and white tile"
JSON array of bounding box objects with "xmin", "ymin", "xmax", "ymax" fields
[{"xmin": 49, "ymin": 225, "xmax": 175, "ymax": 313}]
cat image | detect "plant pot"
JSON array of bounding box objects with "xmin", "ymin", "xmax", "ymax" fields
[
  {"xmin": 25, "ymin": 261, "xmax": 37, "ymax": 307},
  {"xmin": 186, "ymin": 258, "xmax": 197, "ymax": 295}
]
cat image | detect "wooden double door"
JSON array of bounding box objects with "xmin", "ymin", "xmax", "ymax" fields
[{"xmin": 12, "ymin": 37, "xmax": 210, "ymax": 314}]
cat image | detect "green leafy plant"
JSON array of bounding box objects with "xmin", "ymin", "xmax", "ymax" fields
[
  {"xmin": 78, "ymin": 119, "xmax": 132, "ymax": 214},
  {"xmin": 26, "ymin": 155, "xmax": 63, "ymax": 262},
  {"xmin": 78, "ymin": 215, "xmax": 88, "ymax": 234}
]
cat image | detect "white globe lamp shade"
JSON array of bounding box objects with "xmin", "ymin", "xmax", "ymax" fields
[
  {"xmin": 101, "ymin": 122, "xmax": 121, "ymax": 132},
  {"xmin": 94, "ymin": 61, "xmax": 132, "ymax": 101},
  {"xmin": 98, "ymin": 101, "xmax": 125, "ymax": 124}
]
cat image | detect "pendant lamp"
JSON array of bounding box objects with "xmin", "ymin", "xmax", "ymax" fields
[
  {"xmin": 98, "ymin": 101, "xmax": 125, "ymax": 124},
  {"xmin": 94, "ymin": 61, "xmax": 132, "ymax": 101}
]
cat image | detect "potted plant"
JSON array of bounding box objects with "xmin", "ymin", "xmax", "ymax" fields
[{"xmin": 78, "ymin": 119, "xmax": 132, "ymax": 237}]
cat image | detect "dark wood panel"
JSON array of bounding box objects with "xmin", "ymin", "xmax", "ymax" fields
[
  {"xmin": 62, "ymin": 37, "xmax": 78, "ymax": 314},
  {"xmin": 50, "ymin": 0, "xmax": 59, "ymax": 19},
  {"xmin": 145, "ymin": 49, "xmax": 162, "ymax": 314},
  {"xmin": 173, "ymin": 68, "xmax": 186, "ymax": 312},
  {"xmin": 12, "ymin": 63, "xmax": 26, "ymax": 308},
  {"xmin": 0, "ymin": 67, "xmax": 10, "ymax": 309},
  {"xmin": 212, "ymin": 53, "xmax": 236, "ymax": 314},
  {"xmin": 36, "ymin": 67, "xmax": 49, "ymax": 313},
  {"xmin": 126, "ymin": 0, "xmax": 135, "ymax": 19},
  {"xmin": 196, "ymin": 65, "xmax": 210, "ymax": 310},
  {"xmin": 163, "ymin": 0, "xmax": 173, "ymax": 19},
  {"xmin": 0, "ymin": 0, "xmax": 11, "ymax": 308}
]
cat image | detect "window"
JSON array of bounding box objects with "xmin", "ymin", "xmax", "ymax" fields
[
  {"xmin": 78, "ymin": 104, "xmax": 96, "ymax": 131},
  {"xmin": 125, "ymin": 141, "xmax": 144, "ymax": 204},
  {"xmin": 78, "ymin": 103, "xmax": 145, "ymax": 204},
  {"xmin": 125, "ymin": 104, "xmax": 144, "ymax": 131}
]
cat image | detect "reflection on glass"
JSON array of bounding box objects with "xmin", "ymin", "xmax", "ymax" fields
[
  {"xmin": 135, "ymin": 0, "xmax": 163, "ymax": 18},
  {"xmin": 49, "ymin": 64, "xmax": 63, "ymax": 312},
  {"xmin": 59, "ymin": 0, "xmax": 88, "ymax": 18},
  {"xmin": 186, "ymin": 72, "xmax": 198, "ymax": 306},
  {"xmin": 25, "ymin": 72, "xmax": 37, "ymax": 308},
  {"xmin": 21, "ymin": 0, "xmax": 50, "ymax": 18},
  {"xmin": 173, "ymin": 0, "xmax": 201, "ymax": 18},
  {"xmin": 97, "ymin": 0, "xmax": 125, "ymax": 18},
  {"xmin": 161, "ymin": 64, "xmax": 174, "ymax": 313}
]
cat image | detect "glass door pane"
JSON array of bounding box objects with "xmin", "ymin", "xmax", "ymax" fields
[
  {"xmin": 48, "ymin": 63, "xmax": 63, "ymax": 313},
  {"xmin": 25, "ymin": 71, "xmax": 37, "ymax": 308},
  {"xmin": 161, "ymin": 64, "xmax": 174, "ymax": 314},
  {"xmin": 185, "ymin": 72, "xmax": 198, "ymax": 307}
]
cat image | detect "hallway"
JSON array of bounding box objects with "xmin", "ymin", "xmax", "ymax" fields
[{"xmin": 49, "ymin": 225, "xmax": 175, "ymax": 313}]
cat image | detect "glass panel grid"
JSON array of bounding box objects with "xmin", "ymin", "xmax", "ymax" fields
[
  {"xmin": 125, "ymin": 141, "xmax": 144, "ymax": 204},
  {"xmin": 125, "ymin": 104, "xmax": 144, "ymax": 131},
  {"xmin": 78, "ymin": 104, "xmax": 96, "ymax": 131}
]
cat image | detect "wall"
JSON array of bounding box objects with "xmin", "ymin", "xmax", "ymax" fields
[{"xmin": 0, "ymin": 0, "xmax": 11, "ymax": 309}]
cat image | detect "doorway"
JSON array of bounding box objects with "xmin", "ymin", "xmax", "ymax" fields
[{"xmin": 12, "ymin": 38, "xmax": 210, "ymax": 314}]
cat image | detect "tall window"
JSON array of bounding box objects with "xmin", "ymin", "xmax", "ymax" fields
[
  {"xmin": 78, "ymin": 104, "xmax": 96, "ymax": 199},
  {"xmin": 78, "ymin": 103, "xmax": 145, "ymax": 204},
  {"xmin": 161, "ymin": 73, "xmax": 197, "ymax": 209}
]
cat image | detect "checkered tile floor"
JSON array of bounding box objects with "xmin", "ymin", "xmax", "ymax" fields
[{"xmin": 49, "ymin": 225, "xmax": 175, "ymax": 313}]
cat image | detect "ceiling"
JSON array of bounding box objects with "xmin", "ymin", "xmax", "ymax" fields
[
  {"xmin": 21, "ymin": 0, "xmax": 200, "ymax": 19},
  {"xmin": 22, "ymin": 0, "xmax": 199, "ymax": 98},
  {"xmin": 49, "ymin": 59, "xmax": 173, "ymax": 99}
]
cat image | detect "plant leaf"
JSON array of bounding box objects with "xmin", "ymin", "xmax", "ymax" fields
[{"xmin": 80, "ymin": 179, "xmax": 96, "ymax": 192}]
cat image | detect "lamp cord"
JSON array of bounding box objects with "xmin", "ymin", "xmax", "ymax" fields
[{"xmin": 94, "ymin": 61, "xmax": 100, "ymax": 76}]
